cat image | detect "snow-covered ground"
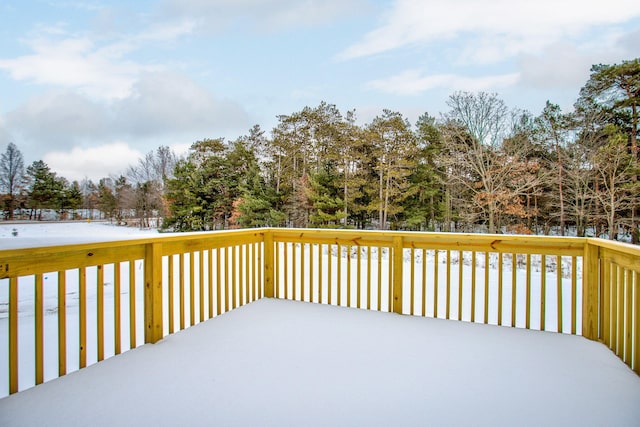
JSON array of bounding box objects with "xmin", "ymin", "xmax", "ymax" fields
[
  {"xmin": 0, "ymin": 221, "xmax": 159, "ymax": 249},
  {"xmin": 1, "ymin": 298, "xmax": 639, "ymax": 427}
]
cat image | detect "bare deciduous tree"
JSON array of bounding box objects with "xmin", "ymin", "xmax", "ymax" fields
[
  {"xmin": 439, "ymin": 92, "xmax": 538, "ymax": 233},
  {"xmin": 127, "ymin": 147, "xmax": 177, "ymax": 227},
  {"xmin": 0, "ymin": 143, "xmax": 25, "ymax": 219},
  {"xmin": 591, "ymin": 125, "xmax": 637, "ymax": 239}
]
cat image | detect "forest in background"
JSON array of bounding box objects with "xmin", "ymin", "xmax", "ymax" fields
[{"xmin": 1, "ymin": 59, "xmax": 638, "ymax": 242}]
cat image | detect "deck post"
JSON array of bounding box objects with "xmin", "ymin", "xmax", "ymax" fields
[
  {"xmin": 144, "ymin": 242, "xmax": 164, "ymax": 343},
  {"xmin": 9, "ymin": 277, "xmax": 18, "ymax": 394},
  {"xmin": 392, "ymin": 236, "xmax": 404, "ymax": 314},
  {"xmin": 264, "ymin": 230, "xmax": 274, "ymax": 298},
  {"xmin": 582, "ymin": 241, "xmax": 599, "ymax": 341}
]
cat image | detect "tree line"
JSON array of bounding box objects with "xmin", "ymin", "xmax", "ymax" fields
[
  {"xmin": 0, "ymin": 144, "xmax": 176, "ymax": 226},
  {"xmin": 1, "ymin": 59, "xmax": 638, "ymax": 242}
]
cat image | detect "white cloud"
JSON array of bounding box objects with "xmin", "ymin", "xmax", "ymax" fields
[
  {"xmin": 366, "ymin": 69, "xmax": 520, "ymax": 95},
  {"xmin": 0, "ymin": 33, "xmax": 148, "ymax": 100},
  {"xmin": 518, "ymin": 44, "xmax": 599, "ymax": 90},
  {"xmin": 137, "ymin": 20, "xmax": 197, "ymax": 43},
  {"xmin": 0, "ymin": 20, "xmax": 194, "ymax": 100},
  {"xmin": 0, "ymin": 105, "xmax": 10, "ymax": 142},
  {"xmin": 290, "ymin": 86, "xmax": 325, "ymax": 101},
  {"xmin": 161, "ymin": 0, "xmax": 364, "ymax": 32},
  {"xmin": 0, "ymin": 121, "xmax": 11, "ymax": 148},
  {"xmin": 114, "ymin": 72, "xmax": 251, "ymax": 136},
  {"xmin": 338, "ymin": 0, "xmax": 640, "ymax": 61},
  {"xmin": 168, "ymin": 142, "xmax": 192, "ymax": 159},
  {"xmin": 54, "ymin": 1, "xmax": 105, "ymax": 12},
  {"xmin": 6, "ymin": 90, "xmax": 109, "ymax": 149},
  {"xmin": 619, "ymin": 28, "xmax": 640, "ymax": 51},
  {"xmin": 1, "ymin": 70, "xmax": 251, "ymax": 175},
  {"xmin": 518, "ymin": 28, "xmax": 640, "ymax": 90},
  {"xmin": 44, "ymin": 142, "xmax": 143, "ymax": 182},
  {"xmin": 5, "ymin": 72, "xmax": 251, "ymax": 149}
]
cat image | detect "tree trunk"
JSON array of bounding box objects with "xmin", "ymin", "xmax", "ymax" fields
[
  {"xmin": 276, "ymin": 155, "xmax": 281, "ymax": 195},
  {"xmin": 444, "ymin": 186, "xmax": 451, "ymax": 232},
  {"xmin": 488, "ymin": 202, "xmax": 495, "ymax": 234},
  {"xmin": 609, "ymin": 177, "xmax": 616, "ymax": 240},
  {"xmin": 383, "ymin": 171, "xmax": 391, "ymax": 230},
  {"xmin": 429, "ymin": 193, "xmax": 435, "ymax": 231},
  {"xmin": 556, "ymin": 142, "xmax": 565, "ymax": 236},
  {"xmin": 526, "ymin": 192, "xmax": 531, "ymax": 231},
  {"xmin": 378, "ymin": 169, "xmax": 384, "ymax": 229},
  {"xmin": 343, "ymin": 159, "xmax": 349, "ymax": 226},
  {"xmin": 631, "ymin": 101, "xmax": 638, "ymax": 244}
]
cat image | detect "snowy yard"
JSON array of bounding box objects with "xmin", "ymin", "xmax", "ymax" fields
[
  {"xmin": 1, "ymin": 298, "xmax": 639, "ymax": 426},
  {"xmin": 0, "ymin": 221, "xmax": 159, "ymax": 249}
]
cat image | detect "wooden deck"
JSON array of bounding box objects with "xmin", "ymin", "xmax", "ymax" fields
[{"xmin": 1, "ymin": 298, "xmax": 639, "ymax": 427}]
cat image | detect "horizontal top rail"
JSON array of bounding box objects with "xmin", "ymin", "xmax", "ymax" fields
[
  {"xmin": 590, "ymin": 239, "xmax": 640, "ymax": 272},
  {"xmin": 4, "ymin": 228, "xmax": 639, "ymax": 279},
  {"xmin": 6, "ymin": 228, "xmax": 630, "ymax": 252},
  {"xmin": 0, "ymin": 229, "xmax": 265, "ymax": 279},
  {"xmin": 7, "ymin": 227, "xmax": 640, "ymax": 278},
  {"xmin": 269, "ymin": 228, "xmax": 589, "ymax": 255},
  {"xmin": 589, "ymin": 238, "xmax": 640, "ymax": 255}
]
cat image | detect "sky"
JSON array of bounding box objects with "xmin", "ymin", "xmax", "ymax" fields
[{"xmin": 0, "ymin": 0, "xmax": 639, "ymax": 182}]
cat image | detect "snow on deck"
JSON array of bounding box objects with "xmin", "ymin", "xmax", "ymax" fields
[{"xmin": 1, "ymin": 298, "xmax": 639, "ymax": 427}]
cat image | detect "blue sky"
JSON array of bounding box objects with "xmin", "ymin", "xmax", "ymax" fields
[{"xmin": 1, "ymin": 0, "xmax": 639, "ymax": 182}]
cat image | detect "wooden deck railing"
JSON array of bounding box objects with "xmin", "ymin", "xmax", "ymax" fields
[
  {"xmin": 0, "ymin": 229, "xmax": 264, "ymax": 396},
  {"xmin": 1, "ymin": 229, "xmax": 638, "ymax": 396}
]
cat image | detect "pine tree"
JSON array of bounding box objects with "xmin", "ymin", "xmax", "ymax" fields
[
  {"xmin": 403, "ymin": 113, "xmax": 444, "ymax": 230},
  {"xmin": 58, "ymin": 180, "xmax": 83, "ymax": 219},
  {"xmin": 578, "ymin": 58, "xmax": 640, "ymax": 241},
  {"xmin": 364, "ymin": 110, "xmax": 418, "ymax": 230},
  {"xmin": 96, "ymin": 178, "xmax": 118, "ymax": 222},
  {"xmin": 26, "ymin": 160, "xmax": 60, "ymax": 220},
  {"xmin": 307, "ymin": 168, "xmax": 346, "ymax": 228},
  {"xmin": 163, "ymin": 159, "xmax": 207, "ymax": 231},
  {"xmin": 534, "ymin": 102, "xmax": 572, "ymax": 235}
]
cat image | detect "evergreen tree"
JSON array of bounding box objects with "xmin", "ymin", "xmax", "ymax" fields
[
  {"xmin": 26, "ymin": 160, "xmax": 60, "ymax": 220},
  {"xmin": 164, "ymin": 138, "xmax": 254, "ymax": 231},
  {"xmin": 335, "ymin": 110, "xmax": 368, "ymax": 227},
  {"xmin": 307, "ymin": 168, "xmax": 346, "ymax": 228},
  {"xmin": 364, "ymin": 110, "xmax": 418, "ymax": 230},
  {"xmin": 534, "ymin": 101, "xmax": 575, "ymax": 235},
  {"xmin": 404, "ymin": 113, "xmax": 444, "ymax": 230},
  {"xmin": 163, "ymin": 159, "xmax": 205, "ymax": 231},
  {"xmin": 96, "ymin": 178, "xmax": 118, "ymax": 222},
  {"xmin": 231, "ymin": 136, "xmax": 286, "ymax": 228},
  {"xmin": 578, "ymin": 58, "xmax": 640, "ymax": 241},
  {"xmin": 59, "ymin": 180, "xmax": 83, "ymax": 219}
]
